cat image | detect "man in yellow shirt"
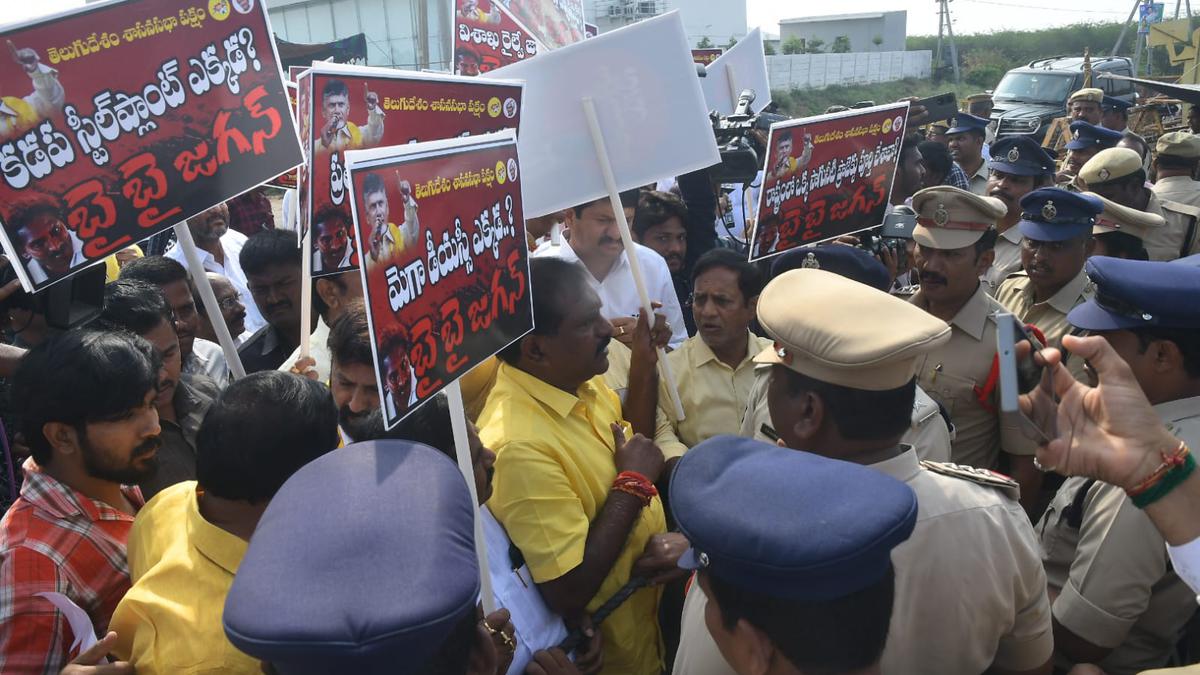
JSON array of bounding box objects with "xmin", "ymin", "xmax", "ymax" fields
[
  {"xmin": 361, "ymin": 172, "xmax": 407, "ymax": 266},
  {"xmin": 109, "ymin": 371, "xmax": 340, "ymax": 674},
  {"xmin": 317, "ymin": 78, "xmax": 384, "ymax": 152},
  {"xmin": 1, "ymin": 42, "xmax": 63, "ymax": 141},
  {"xmin": 480, "ymin": 257, "xmax": 684, "ymax": 675}
]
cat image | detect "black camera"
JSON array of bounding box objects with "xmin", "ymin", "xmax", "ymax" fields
[
  {"xmin": 0, "ymin": 261, "xmax": 105, "ymax": 332},
  {"xmin": 709, "ymin": 89, "xmax": 788, "ymax": 184},
  {"xmin": 856, "ymin": 207, "xmax": 917, "ymax": 271}
]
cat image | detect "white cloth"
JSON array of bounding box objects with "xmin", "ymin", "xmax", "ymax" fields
[
  {"xmin": 482, "ymin": 506, "xmax": 569, "ymax": 675},
  {"xmin": 26, "ymin": 229, "xmax": 87, "ymax": 284},
  {"xmin": 185, "ymin": 338, "xmax": 231, "ymax": 387},
  {"xmin": 531, "ymin": 239, "xmax": 687, "ymax": 347},
  {"xmin": 278, "ymin": 316, "xmax": 331, "ymax": 383},
  {"xmin": 166, "ymin": 229, "xmax": 266, "ymax": 335},
  {"xmin": 1168, "ymin": 537, "xmax": 1200, "ymax": 603}
]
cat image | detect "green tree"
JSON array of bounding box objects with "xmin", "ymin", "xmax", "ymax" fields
[
  {"xmin": 805, "ymin": 36, "xmax": 825, "ymax": 54},
  {"xmin": 724, "ymin": 36, "xmax": 738, "ymax": 49},
  {"xmin": 831, "ymin": 35, "xmax": 852, "ymax": 53},
  {"xmin": 781, "ymin": 36, "xmax": 804, "ymax": 55},
  {"xmin": 872, "ymin": 35, "xmax": 884, "ymax": 50},
  {"xmin": 764, "ymin": 41, "xmax": 776, "ymax": 55},
  {"xmin": 696, "ymin": 36, "xmax": 714, "ymax": 49}
]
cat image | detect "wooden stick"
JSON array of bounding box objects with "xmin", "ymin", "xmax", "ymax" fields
[
  {"xmin": 300, "ymin": 225, "xmax": 313, "ymax": 359},
  {"xmin": 445, "ymin": 380, "xmax": 496, "ymax": 613},
  {"xmin": 173, "ymin": 223, "xmax": 246, "ymax": 380}
]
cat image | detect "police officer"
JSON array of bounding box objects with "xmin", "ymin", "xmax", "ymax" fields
[
  {"xmin": 1080, "ymin": 147, "xmax": 1200, "ymax": 261},
  {"xmin": 1037, "ymin": 256, "xmax": 1200, "ymax": 675},
  {"xmin": 1151, "ymin": 131, "xmax": 1200, "ymax": 210},
  {"xmin": 946, "ymin": 113, "xmax": 992, "ymax": 195},
  {"xmin": 1100, "ymin": 95, "xmax": 1132, "ymax": 133},
  {"xmin": 1060, "ymin": 121, "xmax": 1123, "ymax": 189},
  {"xmin": 1068, "ymin": 87, "xmax": 1105, "ymax": 125},
  {"xmin": 671, "ymin": 435, "xmax": 918, "ymax": 675},
  {"xmin": 1086, "ymin": 191, "xmax": 1164, "ymax": 260},
  {"xmin": 985, "ymin": 136, "xmax": 1058, "ymax": 288},
  {"xmin": 908, "ymin": 186, "xmax": 1043, "ymax": 512}
]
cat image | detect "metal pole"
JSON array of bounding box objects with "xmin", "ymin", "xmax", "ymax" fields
[
  {"xmin": 935, "ymin": 1, "xmax": 945, "ymax": 78},
  {"xmin": 1113, "ymin": 0, "xmax": 1141, "ymax": 56},
  {"xmin": 944, "ymin": 0, "xmax": 962, "ymax": 84}
]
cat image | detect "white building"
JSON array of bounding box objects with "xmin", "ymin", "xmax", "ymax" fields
[
  {"xmin": 586, "ymin": 0, "xmax": 747, "ymax": 46},
  {"xmin": 779, "ymin": 11, "xmax": 906, "ymax": 54},
  {"xmin": 267, "ymin": 0, "xmax": 451, "ymax": 70}
]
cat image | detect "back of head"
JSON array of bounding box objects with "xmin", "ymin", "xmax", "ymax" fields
[
  {"xmin": 119, "ymin": 255, "xmax": 189, "ymax": 288},
  {"xmin": 361, "ymin": 393, "xmax": 454, "ymax": 455},
  {"xmin": 98, "ymin": 278, "xmax": 173, "ymax": 335},
  {"xmin": 497, "ymin": 257, "xmax": 591, "ymax": 365},
  {"xmin": 917, "ymin": 140, "xmax": 953, "ymax": 179},
  {"xmin": 196, "ymin": 371, "xmax": 339, "ymax": 502},
  {"xmin": 13, "ymin": 330, "xmax": 161, "ymax": 466},
  {"xmin": 240, "ymin": 229, "xmax": 300, "ymax": 277},
  {"xmin": 328, "ymin": 299, "xmax": 372, "ymax": 368}
]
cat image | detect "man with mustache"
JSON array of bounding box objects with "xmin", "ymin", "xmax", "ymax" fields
[
  {"xmin": 10, "ymin": 196, "xmax": 87, "ymax": 285},
  {"xmin": 1067, "ymin": 88, "xmax": 1104, "ymax": 125},
  {"xmin": 98, "ymin": 279, "xmax": 220, "ymax": 500},
  {"xmin": 238, "ymin": 230, "xmax": 305, "ymax": 373},
  {"xmin": 1058, "ymin": 121, "xmax": 1121, "ymax": 190},
  {"xmin": 325, "ymin": 302, "xmax": 380, "ymax": 444},
  {"xmin": 983, "ymin": 137, "xmax": 1057, "ymax": 289},
  {"xmin": 1, "ymin": 330, "xmax": 161, "ymax": 673},
  {"xmin": 1080, "ymin": 147, "xmax": 1200, "ymax": 262},
  {"xmin": 196, "ymin": 272, "xmax": 247, "ymax": 348},
  {"xmin": 632, "ymin": 191, "xmax": 691, "ymax": 332},
  {"xmin": 908, "ymin": 186, "xmax": 1042, "ymax": 512},
  {"xmin": 280, "ymin": 269, "xmax": 362, "ymax": 385},
  {"xmin": 946, "ymin": 113, "xmax": 991, "ymax": 196},
  {"xmin": 166, "ymin": 201, "xmax": 266, "ymax": 337},
  {"xmin": 311, "ymin": 204, "xmax": 357, "ymax": 273}
]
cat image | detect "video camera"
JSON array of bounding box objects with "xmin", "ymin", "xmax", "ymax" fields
[
  {"xmin": 857, "ymin": 207, "xmax": 917, "ymax": 271},
  {"xmin": 709, "ymin": 89, "xmax": 787, "ymax": 184},
  {"xmin": 0, "ymin": 261, "xmax": 105, "ymax": 332}
]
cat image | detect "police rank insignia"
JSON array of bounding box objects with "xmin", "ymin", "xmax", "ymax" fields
[
  {"xmin": 1007, "ymin": 146, "xmax": 1021, "ymax": 162},
  {"xmin": 1098, "ymin": 168, "xmax": 1111, "ymax": 181},
  {"xmin": 801, "ymin": 252, "xmax": 820, "ymax": 269},
  {"xmin": 1041, "ymin": 200, "xmax": 1057, "ymax": 220},
  {"xmin": 933, "ymin": 204, "xmax": 950, "ymax": 226}
]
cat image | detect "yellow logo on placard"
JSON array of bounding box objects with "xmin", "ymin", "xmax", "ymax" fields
[
  {"xmin": 881, "ymin": 118, "xmax": 893, "ymax": 134},
  {"xmin": 495, "ymin": 160, "xmax": 507, "ymax": 184},
  {"xmin": 488, "ymin": 97, "xmax": 502, "ymax": 118},
  {"xmin": 209, "ymin": 0, "xmax": 232, "ymax": 20}
]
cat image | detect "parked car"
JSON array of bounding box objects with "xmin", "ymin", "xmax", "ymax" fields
[{"xmin": 991, "ymin": 55, "xmax": 1135, "ymax": 142}]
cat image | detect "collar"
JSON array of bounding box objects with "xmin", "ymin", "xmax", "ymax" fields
[
  {"xmin": 173, "ymin": 375, "xmax": 213, "ymax": 439},
  {"xmin": 970, "ymin": 161, "xmax": 989, "ymax": 182},
  {"xmin": 1000, "ymin": 226, "xmax": 1023, "ymax": 244},
  {"xmin": 0, "ymin": 100, "xmax": 17, "ymax": 118},
  {"xmin": 689, "ymin": 332, "xmax": 759, "ymax": 369},
  {"xmin": 951, "ymin": 283, "xmax": 994, "ymax": 340},
  {"xmin": 868, "ymin": 446, "xmax": 921, "ymax": 483},
  {"xmin": 1155, "ymin": 175, "xmax": 1198, "ymax": 186},
  {"xmin": 1044, "ymin": 267, "xmax": 1090, "ymax": 314},
  {"xmin": 1156, "ymin": 396, "xmax": 1200, "ymax": 430},
  {"xmin": 549, "ymin": 238, "xmax": 628, "ymax": 282},
  {"xmin": 187, "ymin": 486, "xmax": 248, "ymax": 576},
  {"xmin": 498, "ymin": 361, "xmax": 591, "ymax": 419},
  {"xmin": 19, "ymin": 467, "xmax": 143, "ymax": 523},
  {"xmin": 335, "ymin": 124, "xmax": 354, "ymax": 140}
]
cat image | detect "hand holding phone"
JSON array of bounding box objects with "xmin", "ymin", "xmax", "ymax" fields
[{"xmin": 996, "ymin": 312, "xmax": 1056, "ymax": 444}]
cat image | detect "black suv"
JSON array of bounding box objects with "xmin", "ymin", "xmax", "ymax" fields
[{"xmin": 991, "ymin": 56, "xmax": 1135, "ymax": 142}]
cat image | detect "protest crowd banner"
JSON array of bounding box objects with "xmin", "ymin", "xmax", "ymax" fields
[
  {"xmin": 0, "ymin": 0, "xmax": 302, "ymax": 293},
  {"xmin": 498, "ymin": 0, "xmax": 586, "ymax": 50},
  {"xmin": 750, "ymin": 101, "xmax": 910, "ymax": 261},
  {"xmin": 452, "ymin": 0, "xmax": 545, "ymax": 76}
]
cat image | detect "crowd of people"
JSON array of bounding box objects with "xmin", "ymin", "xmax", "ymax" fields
[{"xmin": 2, "ymin": 81, "xmax": 1200, "ymax": 675}]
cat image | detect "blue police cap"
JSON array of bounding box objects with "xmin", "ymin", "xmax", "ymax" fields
[
  {"xmin": 1101, "ymin": 95, "xmax": 1132, "ymax": 113},
  {"xmin": 223, "ymin": 441, "xmax": 480, "ymax": 675},
  {"xmin": 989, "ymin": 136, "xmax": 1056, "ymax": 177},
  {"xmin": 770, "ymin": 244, "xmax": 891, "ymax": 292},
  {"xmin": 1017, "ymin": 188, "xmax": 1103, "ymax": 242},
  {"xmin": 1067, "ymin": 256, "xmax": 1200, "ymax": 331},
  {"xmin": 671, "ymin": 436, "xmax": 917, "ymax": 602},
  {"xmin": 1066, "ymin": 121, "xmax": 1123, "ymax": 151},
  {"xmin": 946, "ymin": 112, "xmax": 990, "ymax": 136}
]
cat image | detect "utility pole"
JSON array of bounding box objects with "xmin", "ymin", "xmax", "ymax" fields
[{"xmin": 935, "ymin": 0, "xmax": 961, "ymax": 84}]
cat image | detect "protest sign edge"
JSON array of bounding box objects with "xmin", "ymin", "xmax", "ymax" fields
[
  {"xmin": 308, "ymin": 60, "xmax": 525, "ymax": 89},
  {"xmin": 445, "ymin": 379, "xmax": 497, "ymax": 615},
  {"xmin": 173, "ymin": 222, "xmax": 246, "ymax": 380},
  {"xmin": 0, "ymin": 223, "xmax": 33, "ymax": 293}
]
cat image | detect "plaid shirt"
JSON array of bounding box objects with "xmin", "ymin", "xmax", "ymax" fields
[
  {"xmin": 0, "ymin": 469, "xmax": 143, "ymax": 674},
  {"xmin": 944, "ymin": 162, "xmax": 972, "ymax": 191}
]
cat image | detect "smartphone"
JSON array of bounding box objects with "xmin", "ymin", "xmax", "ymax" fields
[
  {"xmin": 917, "ymin": 92, "xmax": 960, "ymax": 124},
  {"xmin": 995, "ymin": 312, "xmax": 1052, "ymax": 443}
]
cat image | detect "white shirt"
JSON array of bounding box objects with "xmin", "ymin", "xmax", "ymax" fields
[
  {"xmin": 531, "ymin": 239, "xmax": 687, "ymax": 347},
  {"xmin": 26, "ymin": 230, "xmax": 87, "ymax": 285},
  {"xmin": 482, "ymin": 506, "xmax": 569, "ymax": 675},
  {"xmin": 185, "ymin": 338, "xmax": 231, "ymax": 387},
  {"xmin": 278, "ymin": 316, "xmax": 331, "ymax": 383},
  {"xmin": 166, "ymin": 229, "xmax": 266, "ymax": 335}
]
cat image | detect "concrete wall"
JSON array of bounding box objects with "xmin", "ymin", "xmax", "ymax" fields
[
  {"xmin": 586, "ymin": 0, "xmax": 747, "ymax": 44},
  {"xmin": 767, "ymin": 51, "xmax": 931, "ymax": 90},
  {"xmin": 779, "ymin": 11, "xmax": 906, "ymax": 53},
  {"xmin": 267, "ymin": 0, "xmax": 451, "ymax": 70}
]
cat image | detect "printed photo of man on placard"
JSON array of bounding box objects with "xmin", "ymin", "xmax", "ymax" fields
[{"xmin": 317, "ymin": 78, "xmax": 385, "ymax": 153}]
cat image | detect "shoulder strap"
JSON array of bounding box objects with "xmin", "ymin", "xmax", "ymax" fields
[
  {"xmin": 1063, "ymin": 478, "xmax": 1098, "ymax": 529},
  {"xmin": 920, "ymin": 460, "xmax": 1021, "ymax": 500}
]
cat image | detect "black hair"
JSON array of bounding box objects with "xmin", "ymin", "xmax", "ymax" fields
[
  {"xmin": 1095, "ymin": 231, "xmax": 1149, "ymax": 260},
  {"xmin": 97, "ymin": 278, "xmax": 174, "ymax": 336},
  {"xmin": 497, "ymin": 258, "xmax": 591, "ymax": 364},
  {"xmin": 572, "ymin": 189, "xmax": 640, "ymax": 219},
  {"xmin": 196, "ymin": 371, "xmax": 339, "ymax": 502},
  {"xmin": 368, "ymin": 393, "xmax": 455, "ymax": 456},
  {"xmin": 362, "ymin": 172, "xmax": 386, "ymax": 199},
  {"xmin": 8, "ymin": 196, "xmax": 63, "ymax": 238},
  {"xmin": 778, "ymin": 367, "xmax": 916, "ymax": 441},
  {"xmin": 1158, "ymin": 153, "xmax": 1199, "ymax": 171},
  {"xmin": 380, "ymin": 324, "xmax": 411, "ymax": 361},
  {"xmin": 119, "ymin": 255, "xmax": 190, "ymax": 287},
  {"xmin": 322, "ymin": 78, "xmax": 349, "ymax": 101},
  {"xmin": 917, "ymin": 140, "xmax": 953, "ymax": 181},
  {"xmin": 901, "ymin": 132, "xmax": 924, "ymax": 157},
  {"xmin": 973, "ymin": 228, "xmax": 999, "ymax": 258},
  {"xmin": 313, "ymin": 203, "xmax": 352, "ymax": 233},
  {"xmin": 705, "ymin": 567, "xmax": 895, "ymax": 675},
  {"xmin": 632, "ymin": 190, "xmax": 689, "ymax": 239},
  {"xmin": 1133, "ymin": 326, "xmax": 1200, "ymax": 378},
  {"xmin": 455, "ymin": 47, "xmax": 482, "ymax": 65},
  {"xmin": 240, "ymin": 229, "xmax": 300, "ymax": 277},
  {"xmin": 1121, "ymin": 131, "xmax": 1147, "ymax": 159},
  {"xmin": 12, "ymin": 330, "xmax": 161, "ymax": 465},
  {"xmin": 328, "ymin": 300, "xmax": 373, "ymax": 368},
  {"xmin": 691, "ymin": 248, "xmax": 764, "ymax": 302}
]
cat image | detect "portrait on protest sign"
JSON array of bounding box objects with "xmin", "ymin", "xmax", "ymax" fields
[
  {"xmin": 345, "ymin": 132, "xmax": 532, "ymax": 429},
  {"xmin": 0, "ymin": 0, "xmax": 302, "ymax": 292},
  {"xmin": 453, "ymin": 0, "xmax": 543, "ymax": 76},
  {"xmin": 691, "ymin": 48, "xmax": 722, "ymax": 66},
  {"xmin": 298, "ymin": 64, "xmax": 522, "ymax": 277},
  {"xmin": 750, "ymin": 102, "xmax": 910, "ymax": 262},
  {"xmin": 494, "ymin": 0, "xmax": 585, "ymax": 50}
]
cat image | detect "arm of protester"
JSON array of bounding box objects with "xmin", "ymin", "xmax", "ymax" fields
[
  {"xmin": 58, "ymin": 632, "xmax": 134, "ymax": 675},
  {"xmin": 0, "ymin": 342, "xmax": 26, "ymax": 377},
  {"xmin": 675, "ymin": 168, "xmax": 718, "ymax": 263},
  {"xmin": 0, "ymin": 550, "xmax": 72, "ymax": 673},
  {"xmin": 483, "ymin": 608, "xmax": 516, "ymax": 675},
  {"xmin": 622, "ymin": 311, "xmax": 659, "ymax": 438},
  {"xmin": 631, "ymin": 532, "xmax": 690, "ymax": 586},
  {"xmin": 528, "ymin": 426, "xmax": 664, "ymax": 619},
  {"xmin": 524, "ymin": 648, "xmax": 582, "ymax": 675}
]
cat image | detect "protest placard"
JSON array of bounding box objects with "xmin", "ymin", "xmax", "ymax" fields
[
  {"xmin": 584, "ymin": 23, "xmax": 598, "ymax": 39},
  {"xmin": 497, "ymin": 0, "xmax": 585, "ymax": 50},
  {"xmin": 750, "ymin": 102, "xmax": 910, "ymax": 262},
  {"xmin": 343, "ymin": 130, "xmax": 531, "ymax": 430},
  {"xmin": 700, "ymin": 28, "xmax": 771, "ymax": 116},
  {"xmin": 453, "ymin": 0, "xmax": 544, "ymax": 76},
  {"xmin": 297, "ymin": 63, "xmax": 522, "ymax": 277},
  {"xmin": 0, "ymin": 0, "xmax": 302, "ymax": 293},
  {"xmin": 266, "ymin": 80, "xmax": 300, "ymax": 189},
  {"xmin": 692, "ymin": 48, "xmax": 722, "ymax": 66}
]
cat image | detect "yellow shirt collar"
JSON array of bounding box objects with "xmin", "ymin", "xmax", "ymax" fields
[
  {"xmin": 497, "ymin": 361, "xmax": 596, "ymax": 419},
  {"xmin": 187, "ymin": 487, "xmax": 249, "ymax": 576}
]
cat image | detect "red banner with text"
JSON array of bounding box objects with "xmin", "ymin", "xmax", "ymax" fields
[
  {"xmin": 453, "ymin": 0, "xmax": 543, "ymax": 76},
  {"xmin": 0, "ymin": 0, "xmax": 302, "ymax": 292},
  {"xmin": 692, "ymin": 48, "xmax": 722, "ymax": 65}
]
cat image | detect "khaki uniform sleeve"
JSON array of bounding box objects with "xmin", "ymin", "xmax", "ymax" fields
[
  {"xmin": 994, "ymin": 505, "xmax": 1055, "ymax": 670},
  {"xmin": 1053, "ymin": 483, "xmax": 1169, "ymax": 648},
  {"xmin": 739, "ymin": 369, "xmax": 773, "ymax": 441}
]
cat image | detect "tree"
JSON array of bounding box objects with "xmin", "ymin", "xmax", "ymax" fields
[
  {"xmin": 805, "ymin": 37, "xmax": 825, "ymax": 54},
  {"xmin": 781, "ymin": 36, "xmax": 804, "ymax": 55},
  {"xmin": 872, "ymin": 35, "xmax": 884, "ymax": 50},
  {"xmin": 764, "ymin": 42, "xmax": 776, "ymax": 55},
  {"xmin": 724, "ymin": 36, "xmax": 738, "ymax": 49},
  {"xmin": 831, "ymin": 35, "xmax": 852, "ymax": 53},
  {"xmin": 697, "ymin": 36, "xmax": 714, "ymax": 49}
]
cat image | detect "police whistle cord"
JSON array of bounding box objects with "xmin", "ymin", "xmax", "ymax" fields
[{"xmin": 556, "ymin": 576, "xmax": 650, "ymax": 654}]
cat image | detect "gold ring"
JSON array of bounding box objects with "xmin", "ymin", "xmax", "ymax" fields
[{"xmin": 483, "ymin": 621, "xmax": 516, "ymax": 652}]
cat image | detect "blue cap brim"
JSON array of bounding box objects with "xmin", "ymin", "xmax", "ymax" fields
[
  {"xmin": 988, "ymin": 160, "xmax": 1043, "ymax": 176},
  {"xmin": 946, "ymin": 126, "xmax": 975, "ymax": 135},
  {"xmin": 1017, "ymin": 219, "xmax": 1092, "ymax": 241},
  {"xmin": 1067, "ymin": 299, "xmax": 1144, "ymax": 331},
  {"xmin": 1065, "ymin": 139, "xmax": 1099, "ymax": 150}
]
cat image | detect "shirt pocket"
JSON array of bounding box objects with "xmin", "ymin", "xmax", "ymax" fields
[{"xmin": 931, "ymin": 369, "xmax": 980, "ymax": 419}]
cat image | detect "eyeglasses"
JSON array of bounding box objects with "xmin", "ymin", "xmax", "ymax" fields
[{"xmin": 216, "ymin": 292, "xmax": 243, "ymax": 311}]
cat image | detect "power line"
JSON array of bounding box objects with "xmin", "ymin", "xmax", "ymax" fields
[{"xmin": 957, "ymin": 0, "xmax": 1129, "ymax": 14}]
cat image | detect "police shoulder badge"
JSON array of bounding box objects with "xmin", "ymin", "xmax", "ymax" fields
[
  {"xmin": 1041, "ymin": 200, "xmax": 1057, "ymax": 221},
  {"xmin": 1006, "ymin": 146, "xmax": 1021, "ymax": 162},
  {"xmin": 933, "ymin": 203, "xmax": 950, "ymax": 226},
  {"xmin": 801, "ymin": 252, "xmax": 820, "ymax": 269}
]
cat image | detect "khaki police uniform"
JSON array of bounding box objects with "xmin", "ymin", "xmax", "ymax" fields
[
  {"xmin": 987, "ymin": 227, "xmax": 1025, "ymax": 290},
  {"xmin": 1038, "ymin": 397, "xmax": 1200, "ymax": 675},
  {"xmin": 1151, "ymin": 131, "xmax": 1200, "ymax": 212},
  {"xmin": 995, "ymin": 269, "xmax": 1093, "ymax": 382}
]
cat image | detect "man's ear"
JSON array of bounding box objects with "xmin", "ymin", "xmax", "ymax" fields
[
  {"xmin": 42, "ymin": 422, "xmax": 79, "ymax": 458},
  {"xmin": 975, "ymin": 248, "xmax": 996, "ymax": 275},
  {"xmin": 519, "ymin": 335, "xmax": 547, "ymax": 366},
  {"xmin": 465, "ymin": 619, "xmax": 498, "ymax": 675},
  {"xmin": 1153, "ymin": 338, "xmax": 1184, "ymax": 374}
]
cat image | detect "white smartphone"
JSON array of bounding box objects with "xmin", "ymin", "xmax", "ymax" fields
[{"xmin": 995, "ymin": 312, "xmax": 1053, "ymax": 443}]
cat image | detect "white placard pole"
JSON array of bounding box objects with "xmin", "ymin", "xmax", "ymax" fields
[
  {"xmin": 174, "ymin": 223, "xmax": 246, "ymax": 380},
  {"xmin": 725, "ymin": 63, "xmax": 739, "ymax": 110},
  {"xmin": 446, "ymin": 381, "xmax": 497, "ymax": 614},
  {"xmin": 581, "ymin": 97, "xmax": 686, "ymax": 421},
  {"xmin": 300, "ymin": 226, "xmax": 313, "ymax": 359}
]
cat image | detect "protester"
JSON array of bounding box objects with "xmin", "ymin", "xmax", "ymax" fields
[
  {"xmin": 1086, "ymin": 192, "xmax": 1161, "ymax": 260},
  {"xmin": 97, "ymin": 279, "xmax": 220, "ymax": 499},
  {"xmin": 1151, "ymin": 132, "xmax": 1200, "ymax": 210},
  {"xmin": 280, "ymin": 269, "xmax": 362, "ymax": 384},
  {"xmin": 121, "ymin": 256, "xmax": 231, "ymax": 385},
  {"xmin": 1, "ymin": 331, "xmax": 161, "ymax": 672},
  {"xmin": 196, "ymin": 271, "xmax": 248, "ymax": 347},
  {"xmin": 632, "ymin": 190, "xmax": 692, "ymax": 333},
  {"xmin": 1068, "ymin": 88, "xmax": 1105, "ymax": 125},
  {"xmin": 1060, "ymin": 122, "xmax": 1122, "ymax": 188},
  {"xmin": 670, "ymin": 435, "xmax": 918, "ymax": 675},
  {"xmin": 891, "ymin": 133, "xmax": 927, "ymax": 205},
  {"xmin": 985, "ymin": 136, "xmax": 1058, "ymax": 288},
  {"xmin": 946, "ymin": 113, "xmax": 991, "ymax": 195},
  {"xmin": 108, "ymin": 371, "xmax": 338, "ymax": 674},
  {"xmin": 918, "ymin": 139, "xmax": 970, "ymax": 190},
  {"xmin": 166, "ymin": 201, "xmax": 266, "ymax": 337},
  {"xmin": 324, "ymin": 301, "xmax": 382, "ymax": 444},
  {"xmin": 238, "ymin": 229, "xmax": 304, "ymax": 373}
]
